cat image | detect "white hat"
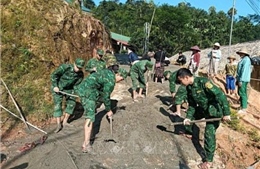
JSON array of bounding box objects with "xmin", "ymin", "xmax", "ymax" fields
[{"xmin": 214, "ymin": 42, "xmax": 220, "ymax": 47}]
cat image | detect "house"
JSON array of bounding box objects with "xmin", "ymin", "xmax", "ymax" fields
[{"xmin": 110, "ymin": 32, "xmax": 131, "ymax": 53}]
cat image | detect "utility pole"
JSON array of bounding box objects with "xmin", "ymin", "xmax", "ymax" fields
[
  {"xmin": 143, "ymin": 5, "xmax": 157, "ymax": 54},
  {"xmin": 144, "ymin": 22, "xmax": 150, "ymax": 54},
  {"xmin": 228, "ymin": 0, "xmax": 236, "ymax": 56}
]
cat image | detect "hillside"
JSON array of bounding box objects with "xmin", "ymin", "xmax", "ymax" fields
[{"xmin": 1, "ymin": 0, "xmax": 111, "ymax": 121}]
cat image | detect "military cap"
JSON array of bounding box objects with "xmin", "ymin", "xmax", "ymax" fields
[
  {"xmin": 75, "ymin": 58, "xmax": 85, "ymax": 68},
  {"xmin": 97, "ymin": 49, "xmax": 104, "ymax": 56},
  {"xmin": 145, "ymin": 61, "xmax": 154, "ymax": 71},
  {"xmin": 118, "ymin": 68, "xmax": 128, "ymax": 80},
  {"xmin": 163, "ymin": 71, "xmax": 171, "ymax": 78},
  {"xmin": 107, "ymin": 60, "xmax": 119, "ymax": 67}
]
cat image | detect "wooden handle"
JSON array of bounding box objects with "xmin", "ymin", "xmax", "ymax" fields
[{"xmin": 170, "ymin": 118, "xmax": 222, "ymax": 126}]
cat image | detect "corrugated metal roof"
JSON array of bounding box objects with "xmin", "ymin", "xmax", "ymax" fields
[
  {"xmin": 64, "ymin": 0, "xmax": 91, "ymax": 12},
  {"xmin": 111, "ymin": 32, "xmax": 131, "ymax": 44}
]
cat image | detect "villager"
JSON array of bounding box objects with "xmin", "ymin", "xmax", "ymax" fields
[
  {"xmin": 225, "ymin": 55, "xmax": 237, "ymax": 95},
  {"xmin": 85, "ymin": 49, "xmax": 106, "ymax": 74},
  {"xmin": 176, "ymin": 52, "xmax": 187, "ymax": 66},
  {"xmin": 75, "ymin": 65, "xmax": 128, "ymax": 153},
  {"xmin": 176, "ymin": 68, "xmax": 231, "ymax": 168},
  {"xmin": 236, "ymin": 48, "xmax": 252, "ymax": 115},
  {"xmin": 154, "ymin": 46, "xmax": 166, "ymax": 83},
  {"xmin": 208, "ymin": 42, "xmax": 222, "ymax": 78},
  {"xmin": 130, "ymin": 60, "xmax": 153, "ymax": 101},
  {"xmin": 51, "ymin": 58, "xmax": 85, "ymax": 133},
  {"xmin": 188, "ymin": 45, "xmax": 201, "ymax": 76}
]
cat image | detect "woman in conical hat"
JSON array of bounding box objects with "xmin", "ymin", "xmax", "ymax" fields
[
  {"xmin": 236, "ymin": 48, "xmax": 251, "ymax": 115},
  {"xmin": 188, "ymin": 45, "xmax": 201, "ymax": 76}
]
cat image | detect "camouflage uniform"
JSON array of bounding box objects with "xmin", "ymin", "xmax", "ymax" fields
[
  {"xmin": 85, "ymin": 58, "xmax": 106, "ymax": 74},
  {"xmin": 103, "ymin": 53, "xmax": 118, "ymax": 67},
  {"xmin": 75, "ymin": 68, "xmax": 128, "ymax": 122},
  {"xmin": 185, "ymin": 77, "xmax": 230, "ymax": 162},
  {"xmin": 51, "ymin": 63, "xmax": 84, "ymax": 117},
  {"xmin": 167, "ymin": 71, "xmax": 187, "ymax": 104},
  {"xmin": 130, "ymin": 60, "xmax": 153, "ymax": 90}
]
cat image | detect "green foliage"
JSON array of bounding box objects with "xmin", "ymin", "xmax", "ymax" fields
[
  {"xmin": 93, "ymin": 1, "xmax": 260, "ymax": 54},
  {"xmin": 227, "ymin": 109, "xmax": 246, "ymax": 132},
  {"xmin": 227, "ymin": 109, "xmax": 260, "ymax": 143},
  {"xmin": 247, "ymin": 129, "xmax": 260, "ymax": 142}
]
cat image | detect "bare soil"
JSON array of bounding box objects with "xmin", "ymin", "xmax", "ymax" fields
[{"xmin": 1, "ymin": 64, "xmax": 260, "ymax": 169}]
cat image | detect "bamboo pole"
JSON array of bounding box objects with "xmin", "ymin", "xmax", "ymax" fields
[
  {"xmin": 0, "ymin": 104, "xmax": 48, "ymax": 134},
  {"xmin": 1, "ymin": 78, "xmax": 30, "ymax": 130}
]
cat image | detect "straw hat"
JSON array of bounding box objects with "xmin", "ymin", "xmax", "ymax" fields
[
  {"xmin": 214, "ymin": 42, "xmax": 220, "ymax": 47},
  {"xmin": 190, "ymin": 45, "xmax": 201, "ymax": 51},
  {"xmin": 227, "ymin": 55, "xmax": 236, "ymax": 60},
  {"xmin": 236, "ymin": 48, "xmax": 250, "ymax": 56}
]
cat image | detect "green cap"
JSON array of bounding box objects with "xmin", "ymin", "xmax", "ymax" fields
[
  {"xmin": 163, "ymin": 71, "xmax": 171, "ymax": 78},
  {"xmin": 145, "ymin": 61, "xmax": 154, "ymax": 71},
  {"xmin": 97, "ymin": 49, "xmax": 104, "ymax": 56},
  {"xmin": 107, "ymin": 59, "xmax": 119, "ymax": 67},
  {"xmin": 75, "ymin": 58, "xmax": 85, "ymax": 68},
  {"xmin": 118, "ymin": 68, "xmax": 128, "ymax": 80}
]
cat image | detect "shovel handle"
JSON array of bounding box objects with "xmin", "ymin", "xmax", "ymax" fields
[
  {"xmin": 109, "ymin": 117, "xmax": 113, "ymax": 137},
  {"xmin": 170, "ymin": 118, "xmax": 222, "ymax": 126}
]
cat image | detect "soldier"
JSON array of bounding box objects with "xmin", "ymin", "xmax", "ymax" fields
[
  {"xmin": 102, "ymin": 50, "xmax": 118, "ymax": 67},
  {"xmin": 85, "ymin": 49, "xmax": 106, "ymax": 74},
  {"xmin": 176, "ymin": 68, "xmax": 231, "ymax": 169},
  {"xmin": 75, "ymin": 65, "xmax": 128, "ymax": 153},
  {"xmin": 163, "ymin": 70, "xmax": 187, "ymax": 116},
  {"xmin": 129, "ymin": 60, "xmax": 153, "ymax": 101},
  {"xmin": 51, "ymin": 58, "xmax": 85, "ymax": 133}
]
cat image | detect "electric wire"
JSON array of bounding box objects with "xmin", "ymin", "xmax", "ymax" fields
[{"xmin": 245, "ymin": 0, "xmax": 260, "ymax": 15}]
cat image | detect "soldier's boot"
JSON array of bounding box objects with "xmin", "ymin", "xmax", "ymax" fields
[{"xmin": 54, "ymin": 123, "xmax": 62, "ymax": 133}]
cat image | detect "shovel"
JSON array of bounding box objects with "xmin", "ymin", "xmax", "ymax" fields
[{"xmin": 104, "ymin": 117, "xmax": 117, "ymax": 143}]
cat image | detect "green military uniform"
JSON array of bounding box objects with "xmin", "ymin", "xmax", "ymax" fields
[
  {"xmin": 51, "ymin": 63, "xmax": 84, "ymax": 117},
  {"xmin": 164, "ymin": 71, "xmax": 187, "ymax": 105},
  {"xmin": 185, "ymin": 77, "xmax": 231, "ymax": 162},
  {"xmin": 85, "ymin": 58, "xmax": 106, "ymax": 74},
  {"xmin": 75, "ymin": 68, "xmax": 128, "ymax": 122},
  {"xmin": 130, "ymin": 60, "xmax": 153, "ymax": 90},
  {"xmin": 103, "ymin": 53, "xmax": 118, "ymax": 67}
]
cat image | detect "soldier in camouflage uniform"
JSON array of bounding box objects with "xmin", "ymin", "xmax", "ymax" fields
[
  {"xmin": 75, "ymin": 65, "xmax": 128, "ymax": 153},
  {"xmin": 176, "ymin": 68, "xmax": 231, "ymax": 169},
  {"xmin": 163, "ymin": 70, "xmax": 187, "ymax": 116},
  {"xmin": 51, "ymin": 58, "xmax": 85, "ymax": 133},
  {"xmin": 103, "ymin": 50, "xmax": 118, "ymax": 67},
  {"xmin": 129, "ymin": 60, "xmax": 153, "ymax": 101},
  {"xmin": 85, "ymin": 49, "xmax": 106, "ymax": 74}
]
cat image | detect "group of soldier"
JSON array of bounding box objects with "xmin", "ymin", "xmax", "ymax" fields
[{"xmin": 50, "ymin": 47, "xmax": 232, "ymax": 169}]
